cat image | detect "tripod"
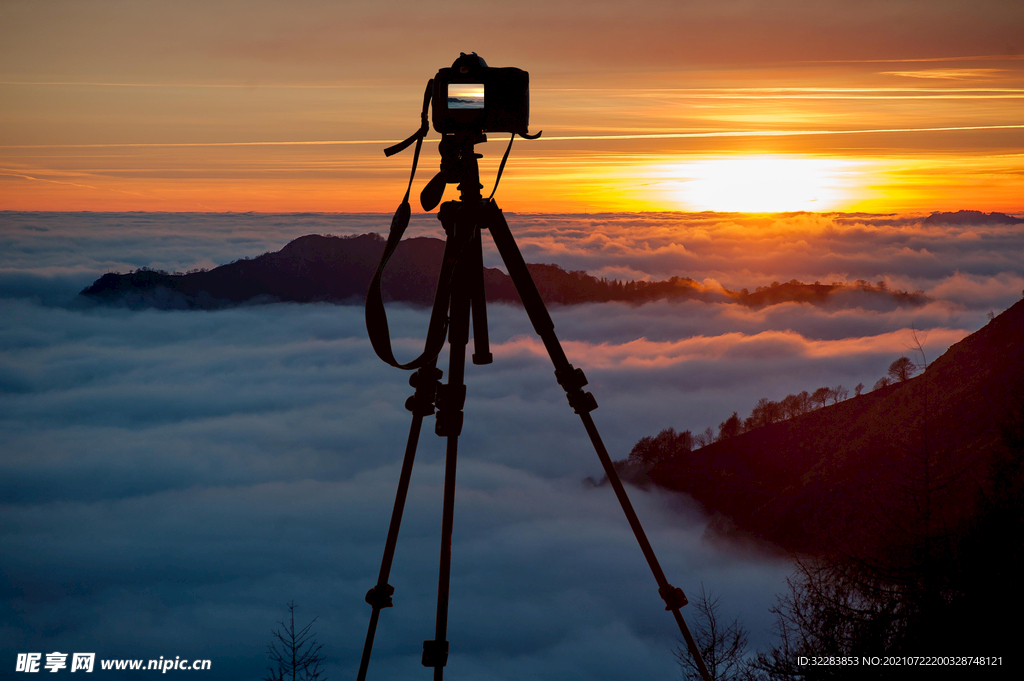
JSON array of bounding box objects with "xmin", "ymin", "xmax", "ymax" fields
[{"xmin": 357, "ymin": 132, "xmax": 711, "ymax": 681}]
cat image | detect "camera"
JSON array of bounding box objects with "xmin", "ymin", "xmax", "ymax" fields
[{"xmin": 431, "ymin": 53, "xmax": 530, "ymax": 136}]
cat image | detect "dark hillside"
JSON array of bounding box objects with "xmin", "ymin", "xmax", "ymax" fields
[{"xmin": 649, "ymin": 297, "xmax": 1024, "ymax": 555}]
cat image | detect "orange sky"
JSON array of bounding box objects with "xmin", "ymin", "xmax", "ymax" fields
[{"xmin": 1, "ymin": 0, "xmax": 1022, "ymax": 213}]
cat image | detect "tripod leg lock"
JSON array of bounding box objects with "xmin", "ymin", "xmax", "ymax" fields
[
  {"xmin": 406, "ymin": 367, "xmax": 444, "ymax": 416},
  {"xmin": 555, "ymin": 366, "xmax": 599, "ymax": 414},
  {"xmin": 364, "ymin": 583, "xmax": 395, "ymax": 610},
  {"xmin": 435, "ymin": 384, "xmax": 467, "ymax": 437},
  {"xmin": 421, "ymin": 639, "xmax": 449, "ymax": 668},
  {"xmin": 659, "ymin": 584, "xmax": 689, "ymax": 611}
]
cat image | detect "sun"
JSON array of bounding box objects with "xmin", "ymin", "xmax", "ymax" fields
[{"xmin": 667, "ymin": 156, "xmax": 863, "ymax": 212}]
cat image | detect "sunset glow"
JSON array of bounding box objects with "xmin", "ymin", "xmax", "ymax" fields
[
  {"xmin": 1, "ymin": 1, "xmax": 1022, "ymax": 214},
  {"xmin": 3, "ymin": 3, "xmax": 1024, "ymax": 677},
  {"xmin": 660, "ymin": 156, "xmax": 864, "ymax": 212}
]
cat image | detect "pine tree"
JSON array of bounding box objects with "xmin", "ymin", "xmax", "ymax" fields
[{"xmin": 264, "ymin": 601, "xmax": 327, "ymax": 681}]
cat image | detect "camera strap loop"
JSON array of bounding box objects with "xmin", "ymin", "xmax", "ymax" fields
[
  {"xmin": 384, "ymin": 79, "xmax": 433, "ymax": 207},
  {"xmin": 384, "ymin": 80, "xmax": 433, "ymax": 159}
]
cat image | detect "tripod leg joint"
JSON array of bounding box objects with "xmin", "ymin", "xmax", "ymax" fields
[
  {"xmin": 659, "ymin": 584, "xmax": 689, "ymax": 611},
  {"xmin": 406, "ymin": 366, "xmax": 444, "ymax": 416},
  {"xmin": 555, "ymin": 365, "xmax": 599, "ymax": 414},
  {"xmin": 364, "ymin": 583, "xmax": 395, "ymax": 610},
  {"xmin": 421, "ymin": 639, "xmax": 449, "ymax": 668},
  {"xmin": 435, "ymin": 384, "xmax": 467, "ymax": 437}
]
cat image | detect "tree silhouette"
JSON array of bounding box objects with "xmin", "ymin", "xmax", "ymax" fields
[
  {"xmin": 887, "ymin": 356, "xmax": 917, "ymax": 383},
  {"xmin": 750, "ymin": 556, "xmax": 902, "ymax": 680},
  {"xmin": 627, "ymin": 427, "xmax": 691, "ymax": 465},
  {"xmin": 264, "ymin": 601, "xmax": 327, "ymax": 681},
  {"xmin": 718, "ymin": 412, "xmax": 742, "ymax": 440},
  {"xmin": 779, "ymin": 393, "xmax": 805, "ymax": 420},
  {"xmin": 745, "ymin": 398, "xmax": 783, "ymax": 431},
  {"xmin": 811, "ymin": 387, "xmax": 831, "ymax": 408},
  {"xmin": 676, "ymin": 586, "xmax": 751, "ymax": 681},
  {"xmin": 694, "ymin": 426, "xmax": 716, "ymax": 448}
]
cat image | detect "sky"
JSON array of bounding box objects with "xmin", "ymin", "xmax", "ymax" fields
[
  {"xmin": 2, "ymin": 1, "xmax": 1024, "ymax": 678},
  {"xmin": 2, "ymin": 0, "xmax": 1024, "ymax": 212}
]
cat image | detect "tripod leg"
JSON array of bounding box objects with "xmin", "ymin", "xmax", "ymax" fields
[
  {"xmin": 422, "ymin": 242, "xmax": 473, "ymax": 680},
  {"xmin": 483, "ymin": 201, "xmax": 713, "ymax": 681},
  {"xmin": 357, "ymin": 364, "xmax": 442, "ymax": 681},
  {"xmin": 468, "ymin": 229, "xmax": 493, "ymax": 366}
]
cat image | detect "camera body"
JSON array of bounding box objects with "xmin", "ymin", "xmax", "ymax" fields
[{"xmin": 431, "ymin": 53, "xmax": 530, "ymax": 136}]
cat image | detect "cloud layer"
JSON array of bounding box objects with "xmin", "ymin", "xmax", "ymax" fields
[{"xmin": 1, "ymin": 211, "xmax": 1020, "ymax": 678}]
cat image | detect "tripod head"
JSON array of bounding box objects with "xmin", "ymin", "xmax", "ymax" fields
[{"xmin": 420, "ymin": 131, "xmax": 486, "ymax": 211}]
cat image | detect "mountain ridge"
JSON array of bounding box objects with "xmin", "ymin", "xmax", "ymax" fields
[
  {"xmin": 80, "ymin": 232, "xmax": 926, "ymax": 311},
  {"xmin": 922, "ymin": 209, "xmax": 1024, "ymax": 225},
  {"xmin": 645, "ymin": 297, "xmax": 1024, "ymax": 556}
]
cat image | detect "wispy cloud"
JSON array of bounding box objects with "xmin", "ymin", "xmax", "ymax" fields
[
  {"xmin": 880, "ymin": 69, "xmax": 1009, "ymax": 80},
  {"xmin": 5, "ymin": 124, "xmax": 1024, "ymax": 150},
  {"xmin": 0, "ymin": 81, "xmax": 378, "ymax": 89}
]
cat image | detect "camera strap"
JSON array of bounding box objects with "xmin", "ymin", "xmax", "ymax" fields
[
  {"xmin": 487, "ymin": 127, "xmax": 540, "ymax": 200},
  {"xmin": 366, "ymin": 80, "xmax": 465, "ymax": 370},
  {"xmin": 488, "ymin": 133, "xmax": 516, "ymax": 201}
]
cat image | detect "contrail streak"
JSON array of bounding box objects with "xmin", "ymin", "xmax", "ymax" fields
[
  {"xmin": 538, "ymin": 124, "xmax": 1024, "ymax": 141},
  {"xmin": 2, "ymin": 124, "xmax": 1022, "ymax": 150}
]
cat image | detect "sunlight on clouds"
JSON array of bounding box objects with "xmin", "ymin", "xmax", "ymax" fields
[
  {"xmin": 651, "ymin": 156, "xmax": 869, "ymax": 212},
  {"xmin": 880, "ymin": 69, "xmax": 1007, "ymax": 80},
  {"xmin": 491, "ymin": 327, "xmax": 972, "ymax": 370}
]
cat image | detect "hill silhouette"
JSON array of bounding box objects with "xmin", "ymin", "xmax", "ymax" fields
[
  {"xmin": 80, "ymin": 233, "xmax": 924, "ymax": 310},
  {"xmin": 646, "ymin": 297, "xmax": 1024, "ymax": 556}
]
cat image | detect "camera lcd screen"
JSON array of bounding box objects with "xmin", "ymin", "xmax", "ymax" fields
[{"xmin": 448, "ymin": 84, "xmax": 484, "ymax": 110}]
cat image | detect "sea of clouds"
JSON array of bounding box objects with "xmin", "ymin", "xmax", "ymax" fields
[{"xmin": 2, "ymin": 211, "xmax": 1021, "ymax": 678}]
